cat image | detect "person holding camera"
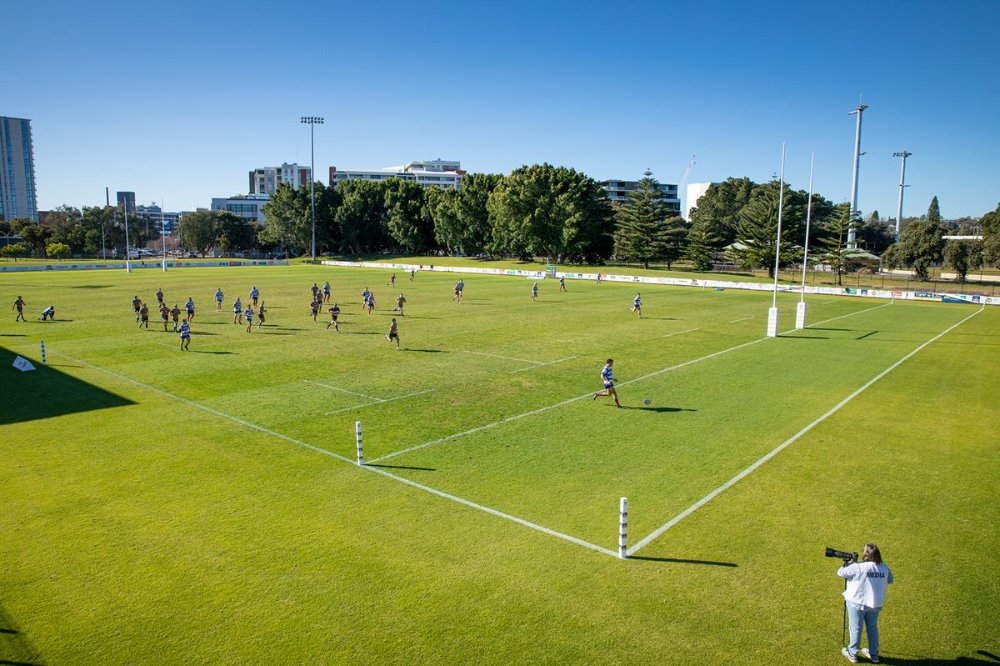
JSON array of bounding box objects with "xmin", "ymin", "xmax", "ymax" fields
[{"xmin": 837, "ymin": 543, "xmax": 893, "ymax": 663}]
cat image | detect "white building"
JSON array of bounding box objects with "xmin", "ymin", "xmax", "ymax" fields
[
  {"xmin": 685, "ymin": 182, "xmax": 719, "ymax": 220},
  {"xmin": 249, "ymin": 163, "xmax": 311, "ymax": 196},
  {"xmin": 599, "ymin": 179, "xmax": 681, "ymax": 216},
  {"xmin": 136, "ymin": 203, "xmax": 181, "ymax": 236},
  {"xmin": 211, "ymin": 194, "xmax": 269, "ymax": 223},
  {"xmin": 329, "ymin": 159, "xmax": 465, "ymax": 190}
]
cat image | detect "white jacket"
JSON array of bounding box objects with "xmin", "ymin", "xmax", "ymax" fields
[{"xmin": 838, "ymin": 561, "xmax": 893, "ymax": 609}]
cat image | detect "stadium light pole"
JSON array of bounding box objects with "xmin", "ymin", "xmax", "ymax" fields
[
  {"xmin": 893, "ymin": 151, "xmax": 912, "ymax": 242},
  {"xmin": 847, "ymin": 102, "xmax": 868, "ymax": 249},
  {"xmin": 300, "ymin": 116, "xmax": 324, "ymax": 262},
  {"xmin": 767, "ymin": 143, "xmax": 786, "ymax": 338},
  {"xmin": 161, "ymin": 199, "xmax": 168, "ymax": 272},
  {"xmin": 123, "ymin": 202, "xmax": 132, "ymax": 273},
  {"xmin": 796, "ymin": 153, "xmax": 815, "ymax": 329}
]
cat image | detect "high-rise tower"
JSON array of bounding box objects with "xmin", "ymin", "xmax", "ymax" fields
[{"xmin": 0, "ymin": 117, "xmax": 38, "ymax": 221}]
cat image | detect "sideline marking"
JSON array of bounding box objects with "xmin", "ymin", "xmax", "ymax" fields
[
  {"xmin": 323, "ymin": 389, "xmax": 434, "ymax": 416},
  {"xmin": 303, "ymin": 380, "xmax": 382, "ymax": 402},
  {"xmin": 662, "ymin": 328, "xmax": 700, "ymax": 338},
  {"xmin": 370, "ymin": 302, "xmax": 894, "ymax": 464},
  {"xmin": 728, "ymin": 316, "xmax": 755, "ymax": 323},
  {"xmin": 47, "ymin": 352, "xmax": 613, "ymax": 557},
  {"xmin": 463, "ymin": 350, "xmax": 540, "ymax": 365},
  {"xmin": 626, "ymin": 305, "xmax": 983, "ymax": 556},
  {"xmin": 509, "ymin": 356, "xmax": 577, "ymax": 373}
]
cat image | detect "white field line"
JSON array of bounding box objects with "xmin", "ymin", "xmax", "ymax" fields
[
  {"xmin": 626, "ymin": 305, "xmax": 984, "ymax": 556},
  {"xmin": 49, "ymin": 351, "xmax": 614, "ymax": 557},
  {"xmin": 728, "ymin": 316, "xmax": 755, "ymax": 323},
  {"xmin": 662, "ymin": 328, "xmax": 700, "ymax": 338},
  {"xmin": 462, "ymin": 350, "xmax": 541, "ymax": 365},
  {"xmin": 303, "ymin": 380, "xmax": 382, "ymax": 402},
  {"xmin": 509, "ymin": 356, "xmax": 577, "ymax": 373},
  {"xmin": 323, "ymin": 389, "xmax": 434, "ymax": 416},
  {"xmin": 369, "ymin": 301, "xmax": 895, "ymax": 465}
]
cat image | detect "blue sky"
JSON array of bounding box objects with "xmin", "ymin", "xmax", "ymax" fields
[{"xmin": 8, "ymin": 0, "xmax": 1000, "ymax": 219}]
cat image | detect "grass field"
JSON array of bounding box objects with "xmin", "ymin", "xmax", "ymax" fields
[{"xmin": 2, "ymin": 264, "xmax": 998, "ymax": 664}]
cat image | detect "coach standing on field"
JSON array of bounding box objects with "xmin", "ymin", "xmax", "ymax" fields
[{"xmin": 837, "ymin": 543, "xmax": 893, "ymax": 663}]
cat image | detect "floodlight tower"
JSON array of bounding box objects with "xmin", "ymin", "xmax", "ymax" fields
[
  {"xmin": 893, "ymin": 151, "xmax": 912, "ymax": 242},
  {"xmin": 847, "ymin": 102, "xmax": 868, "ymax": 248},
  {"xmin": 300, "ymin": 116, "xmax": 324, "ymax": 262}
]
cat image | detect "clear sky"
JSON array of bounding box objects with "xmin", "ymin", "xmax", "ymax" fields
[{"xmin": 7, "ymin": 0, "xmax": 1000, "ymax": 219}]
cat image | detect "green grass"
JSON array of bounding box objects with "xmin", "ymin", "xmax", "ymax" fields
[{"xmin": 1, "ymin": 265, "xmax": 998, "ymax": 664}]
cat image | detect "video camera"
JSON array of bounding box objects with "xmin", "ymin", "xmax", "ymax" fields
[{"xmin": 825, "ymin": 547, "xmax": 858, "ymax": 563}]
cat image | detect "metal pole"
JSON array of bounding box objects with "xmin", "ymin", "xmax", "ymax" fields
[
  {"xmin": 103, "ymin": 187, "xmax": 109, "ymax": 260},
  {"xmin": 893, "ymin": 151, "xmax": 912, "ymax": 242},
  {"xmin": 301, "ymin": 116, "xmax": 324, "ymax": 262},
  {"xmin": 161, "ymin": 199, "xmax": 168, "ymax": 272},
  {"xmin": 767, "ymin": 143, "xmax": 785, "ymax": 338},
  {"xmin": 796, "ymin": 154, "xmax": 815, "ymax": 329},
  {"xmin": 848, "ymin": 102, "xmax": 868, "ymax": 249},
  {"xmin": 123, "ymin": 202, "xmax": 132, "ymax": 273}
]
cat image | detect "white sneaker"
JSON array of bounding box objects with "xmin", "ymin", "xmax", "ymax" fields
[
  {"xmin": 842, "ymin": 647, "xmax": 859, "ymax": 663},
  {"xmin": 860, "ymin": 648, "xmax": 879, "ymax": 663}
]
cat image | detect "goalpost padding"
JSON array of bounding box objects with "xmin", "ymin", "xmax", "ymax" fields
[
  {"xmin": 355, "ymin": 421, "xmax": 364, "ymax": 465},
  {"xmin": 618, "ymin": 497, "xmax": 628, "ymax": 559}
]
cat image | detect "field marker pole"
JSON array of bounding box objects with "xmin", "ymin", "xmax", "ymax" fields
[
  {"xmin": 767, "ymin": 143, "xmax": 786, "ymax": 338},
  {"xmin": 355, "ymin": 421, "xmax": 364, "ymax": 465},
  {"xmin": 796, "ymin": 153, "xmax": 815, "ymax": 330},
  {"xmin": 618, "ymin": 497, "xmax": 629, "ymax": 559},
  {"xmin": 40, "ymin": 339, "xmax": 46, "ymax": 365}
]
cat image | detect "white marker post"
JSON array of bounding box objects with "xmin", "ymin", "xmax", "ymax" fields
[
  {"xmin": 767, "ymin": 143, "xmax": 786, "ymax": 338},
  {"xmin": 796, "ymin": 153, "xmax": 815, "ymax": 330},
  {"xmin": 40, "ymin": 339, "xmax": 47, "ymax": 365},
  {"xmin": 355, "ymin": 420, "xmax": 364, "ymax": 465},
  {"xmin": 618, "ymin": 497, "xmax": 629, "ymax": 559}
]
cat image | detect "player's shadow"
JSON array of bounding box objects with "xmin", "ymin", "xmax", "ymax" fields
[
  {"xmin": 780, "ymin": 334, "xmax": 830, "ymax": 339},
  {"xmin": 68, "ymin": 284, "xmax": 111, "ymax": 289},
  {"xmin": 404, "ymin": 348, "xmax": 445, "ymax": 353},
  {"xmin": 857, "ymin": 331, "xmax": 879, "ymax": 339},
  {"xmin": 190, "ymin": 331, "xmax": 220, "ymax": 336},
  {"xmin": 189, "ymin": 350, "xmax": 234, "ymax": 355},
  {"xmin": 367, "ymin": 463, "xmax": 436, "ymax": 472},
  {"xmin": 627, "ymin": 555, "xmax": 738, "ymax": 567},
  {"xmin": 625, "ymin": 406, "xmax": 696, "ymax": 413},
  {"xmin": 37, "ymin": 319, "xmax": 74, "ymax": 323},
  {"xmin": 0, "ymin": 333, "xmax": 26, "ymax": 337},
  {"xmin": 869, "ymin": 652, "xmax": 999, "ymax": 664}
]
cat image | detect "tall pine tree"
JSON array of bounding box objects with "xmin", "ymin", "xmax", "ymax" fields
[{"xmin": 613, "ymin": 172, "xmax": 683, "ymax": 269}]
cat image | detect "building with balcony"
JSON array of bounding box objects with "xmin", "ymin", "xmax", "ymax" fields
[
  {"xmin": 329, "ymin": 159, "xmax": 464, "ymax": 190},
  {"xmin": 211, "ymin": 194, "xmax": 269, "ymax": 223},
  {"xmin": 249, "ymin": 163, "xmax": 311, "ymax": 196},
  {"xmin": 599, "ymin": 178, "xmax": 681, "ymax": 216},
  {"xmin": 0, "ymin": 117, "xmax": 38, "ymax": 221}
]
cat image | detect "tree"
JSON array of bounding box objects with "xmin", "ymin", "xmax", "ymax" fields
[
  {"xmin": 13, "ymin": 221, "xmax": 52, "ymax": 257},
  {"xmin": 434, "ymin": 172, "xmax": 501, "ymax": 255},
  {"xmin": 893, "ymin": 219, "xmax": 946, "ymax": 280},
  {"xmin": 684, "ymin": 226, "xmax": 721, "ymax": 271},
  {"xmin": 943, "ymin": 239, "xmax": 984, "ymax": 282},
  {"xmin": 384, "ymin": 179, "xmax": 433, "ymax": 253},
  {"xmin": 981, "ymin": 202, "xmax": 1000, "ymax": 266},
  {"xmin": 0, "ymin": 242, "xmax": 28, "ymax": 262},
  {"xmin": 260, "ymin": 182, "xmax": 311, "ymax": 254},
  {"xmin": 336, "ymin": 180, "xmax": 390, "ymax": 254},
  {"xmin": 927, "ymin": 196, "xmax": 942, "ymax": 224},
  {"xmin": 46, "ymin": 242, "xmax": 71, "ymax": 260},
  {"xmin": 687, "ymin": 177, "xmax": 756, "ymax": 247},
  {"xmin": 728, "ymin": 181, "xmax": 805, "ymax": 278},
  {"xmin": 818, "ymin": 204, "xmax": 865, "ymax": 285},
  {"xmin": 488, "ymin": 163, "xmax": 612, "ymax": 262},
  {"xmin": 216, "ymin": 212, "xmax": 258, "ymax": 254},
  {"xmin": 178, "ymin": 211, "xmax": 219, "ymax": 257},
  {"xmin": 612, "ymin": 174, "xmax": 686, "ymax": 269},
  {"xmin": 856, "ymin": 216, "xmax": 896, "ymax": 255}
]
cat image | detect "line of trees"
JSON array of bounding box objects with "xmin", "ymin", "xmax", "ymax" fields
[{"xmin": 4, "ymin": 166, "xmax": 999, "ymax": 283}]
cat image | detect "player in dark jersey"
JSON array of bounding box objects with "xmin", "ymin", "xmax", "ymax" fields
[
  {"xmin": 257, "ymin": 302, "xmax": 266, "ymax": 328},
  {"xmin": 531, "ymin": 282, "xmax": 539, "ymax": 301},
  {"xmin": 139, "ymin": 302, "xmax": 150, "ymax": 329},
  {"xmin": 13, "ymin": 296, "xmax": 26, "ymax": 322},
  {"xmin": 156, "ymin": 288, "xmax": 164, "ymax": 305},
  {"xmin": 394, "ymin": 293, "xmax": 406, "ymax": 316},
  {"xmin": 387, "ymin": 318, "xmax": 400, "ymax": 349},
  {"xmin": 132, "ymin": 295, "xmax": 142, "ymax": 321},
  {"xmin": 559, "ymin": 276, "xmax": 566, "ymax": 292},
  {"xmin": 170, "ymin": 304, "xmax": 181, "ymax": 331},
  {"xmin": 159, "ymin": 303, "xmax": 170, "ymax": 331},
  {"xmin": 310, "ymin": 298, "xmax": 321, "ymax": 322},
  {"xmin": 326, "ymin": 303, "xmax": 341, "ymax": 331}
]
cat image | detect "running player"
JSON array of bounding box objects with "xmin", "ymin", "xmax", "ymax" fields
[
  {"xmin": 250, "ymin": 286, "xmax": 259, "ymax": 307},
  {"xmin": 389, "ymin": 273, "xmax": 396, "ymax": 287},
  {"xmin": 311, "ymin": 283, "xmax": 320, "ymax": 301},
  {"xmin": 458, "ymin": 280, "xmax": 465, "ymax": 301},
  {"xmin": 361, "ymin": 287, "xmax": 371, "ymax": 309},
  {"xmin": 631, "ymin": 293, "xmax": 642, "ymax": 318},
  {"xmin": 366, "ymin": 292, "xmax": 375, "ymax": 315},
  {"xmin": 233, "ymin": 297, "xmax": 243, "ymax": 324},
  {"xmin": 323, "ymin": 281, "xmax": 331, "ymax": 303},
  {"xmin": 409, "ymin": 269, "xmax": 415, "ymax": 281},
  {"xmin": 139, "ymin": 302, "xmax": 150, "ymax": 329},
  {"xmin": 159, "ymin": 303, "xmax": 170, "ymax": 331},
  {"xmin": 170, "ymin": 304, "xmax": 181, "ymax": 331},
  {"xmin": 310, "ymin": 298, "xmax": 321, "ymax": 322},
  {"xmin": 179, "ymin": 320, "xmax": 191, "ymax": 350},
  {"xmin": 593, "ymin": 358, "xmax": 622, "ymax": 408},
  {"xmin": 531, "ymin": 282, "xmax": 539, "ymax": 301},
  {"xmin": 13, "ymin": 296, "xmax": 26, "ymax": 322},
  {"xmin": 185, "ymin": 297, "xmax": 195, "ymax": 322},
  {"xmin": 257, "ymin": 302, "xmax": 266, "ymax": 328},
  {"xmin": 132, "ymin": 295, "xmax": 142, "ymax": 321},
  {"xmin": 326, "ymin": 302, "xmax": 341, "ymax": 331},
  {"xmin": 453, "ymin": 281, "xmax": 461, "ymax": 302},
  {"xmin": 215, "ymin": 288, "xmax": 224, "ymax": 311},
  {"xmin": 244, "ymin": 306, "xmax": 254, "ymax": 332},
  {"xmin": 387, "ymin": 318, "xmax": 400, "ymax": 349},
  {"xmin": 559, "ymin": 276, "xmax": 567, "ymax": 292},
  {"xmin": 394, "ymin": 293, "xmax": 406, "ymax": 316},
  {"xmin": 156, "ymin": 288, "xmax": 164, "ymax": 305}
]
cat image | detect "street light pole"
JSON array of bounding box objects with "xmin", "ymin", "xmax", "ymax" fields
[
  {"xmin": 893, "ymin": 151, "xmax": 912, "ymax": 242},
  {"xmin": 848, "ymin": 102, "xmax": 868, "ymax": 249},
  {"xmin": 300, "ymin": 116, "xmax": 324, "ymax": 262}
]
